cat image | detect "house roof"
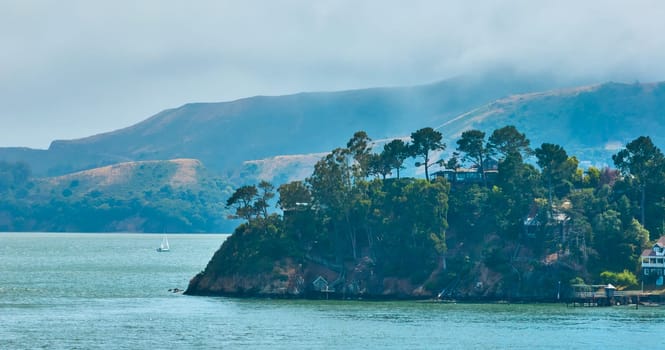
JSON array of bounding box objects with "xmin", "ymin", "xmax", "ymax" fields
[
  {"xmin": 642, "ymin": 249, "xmax": 656, "ymax": 257},
  {"xmin": 312, "ymin": 276, "xmax": 328, "ymax": 286},
  {"xmin": 657, "ymin": 236, "xmax": 665, "ymax": 247},
  {"xmin": 641, "ymin": 235, "xmax": 665, "ymax": 257}
]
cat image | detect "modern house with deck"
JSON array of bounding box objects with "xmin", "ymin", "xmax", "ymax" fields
[{"xmin": 432, "ymin": 168, "xmax": 498, "ymax": 185}]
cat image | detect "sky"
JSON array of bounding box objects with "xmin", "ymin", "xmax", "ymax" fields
[{"xmin": 1, "ymin": 0, "xmax": 665, "ymax": 149}]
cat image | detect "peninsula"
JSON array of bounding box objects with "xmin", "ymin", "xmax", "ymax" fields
[{"xmin": 186, "ymin": 126, "xmax": 664, "ymax": 300}]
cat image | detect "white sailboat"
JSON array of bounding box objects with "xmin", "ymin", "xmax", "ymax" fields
[{"xmin": 157, "ymin": 235, "xmax": 170, "ymax": 252}]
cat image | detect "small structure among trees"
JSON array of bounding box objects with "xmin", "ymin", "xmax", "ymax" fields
[{"xmin": 432, "ymin": 168, "xmax": 498, "ymax": 186}]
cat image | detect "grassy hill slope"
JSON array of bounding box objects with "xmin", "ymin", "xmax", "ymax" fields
[
  {"xmin": 437, "ymin": 81, "xmax": 665, "ymax": 165},
  {"xmin": 0, "ymin": 159, "xmax": 236, "ymax": 232}
]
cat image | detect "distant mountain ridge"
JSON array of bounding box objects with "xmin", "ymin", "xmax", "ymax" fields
[
  {"xmin": 0, "ymin": 71, "xmax": 568, "ymax": 178},
  {"xmin": 1, "ymin": 74, "xmax": 664, "ymax": 182},
  {"xmin": 237, "ymin": 81, "xmax": 665, "ymax": 182},
  {"xmin": 435, "ymin": 81, "xmax": 665, "ymax": 166}
]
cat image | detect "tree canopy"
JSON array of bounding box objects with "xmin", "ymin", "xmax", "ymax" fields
[
  {"xmin": 215, "ymin": 126, "xmax": 663, "ymax": 294},
  {"xmin": 410, "ymin": 127, "xmax": 445, "ymax": 181}
]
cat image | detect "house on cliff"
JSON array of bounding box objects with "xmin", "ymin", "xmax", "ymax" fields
[
  {"xmin": 432, "ymin": 168, "xmax": 498, "ymax": 186},
  {"xmin": 641, "ymin": 236, "xmax": 665, "ymax": 286},
  {"xmin": 522, "ymin": 201, "xmax": 571, "ymax": 240}
]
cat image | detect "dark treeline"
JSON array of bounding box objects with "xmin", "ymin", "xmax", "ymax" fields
[{"xmin": 219, "ymin": 125, "xmax": 665, "ymax": 291}]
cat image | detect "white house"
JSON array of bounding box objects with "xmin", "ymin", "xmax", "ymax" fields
[{"xmin": 641, "ymin": 236, "xmax": 665, "ymax": 284}]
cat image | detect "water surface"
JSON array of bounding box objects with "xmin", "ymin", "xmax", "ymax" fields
[{"xmin": 1, "ymin": 233, "xmax": 662, "ymax": 349}]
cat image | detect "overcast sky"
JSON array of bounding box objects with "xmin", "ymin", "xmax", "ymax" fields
[{"xmin": 1, "ymin": 0, "xmax": 664, "ymax": 148}]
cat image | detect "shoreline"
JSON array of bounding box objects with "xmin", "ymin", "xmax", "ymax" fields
[{"xmin": 183, "ymin": 291, "xmax": 665, "ymax": 306}]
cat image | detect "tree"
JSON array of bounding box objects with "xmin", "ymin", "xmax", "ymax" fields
[
  {"xmin": 308, "ymin": 148, "xmax": 352, "ymax": 214},
  {"xmin": 487, "ymin": 125, "xmax": 534, "ymax": 233},
  {"xmin": 368, "ymin": 153, "xmax": 392, "ymax": 180},
  {"xmin": 487, "ymin": 125, "xmax": 532, "ymax": 160},
  {"xmin": 254, "ymin": 180, "xmax": 275, "ymax": 220},
  {"xmin": 346, "ymin": 131, "xmax": 373, "ymax": 179},
  {"xmin": 307, "ymin": 147, "xmax": 355, "ymax": 260},
  {"xmin": 382, "ymin": 139, "xmax": 410, "ymax": 178},
  {"xmin": 535, "ymin": 143, "xmax": 577, "ymax": 203},
  {"xmin": 590, "ymin": 210, "xmax": 647, "ymax": 273},
  {"xmin": 226, "ymin": 185, "xmax": 258, "ymax": 220},
  {"xmin": 600, "ymin": 270, "xmax": 638, "ymax": 288},
  {"xmin": 278, "ymin": 181, "xmax": 315, "ymax": 242},
  {"xmin": 410, "ymin": 127, "xmax": 445, "ymax": 181},
  {"xmin": 494, "ymin": 153, "xmax": 541, "ymax": 240},
  {"xmin": 277, "ymin": 181, "xmax": 311, "ymax": 210},
  {"xmin": 584, "ymin": 166, "xmax": 601, "ymax": 189},
  {"xmin": 445, "ymin": 152, "xmax": 461, "ymax": 171},
  {"xmin": 612, "ymin": 136, "xmax": 665, "ymax": 228},
  {"xmin": 456, "ymin": 129, "xmax": 489, "ymax": 186}
]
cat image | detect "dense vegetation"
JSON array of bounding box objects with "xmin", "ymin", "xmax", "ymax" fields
[
  {"xmin": 207, "ymin": 125, "xmax": 665, "ymax": 296},
  {"xmin": 0, "ymin": 160, "xmax": 236, "ymax": 232}
]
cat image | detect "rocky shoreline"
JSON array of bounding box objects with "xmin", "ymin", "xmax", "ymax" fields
[{"xmin": 183, "ymin": 252, "xmax": 587, "ymax": 302}]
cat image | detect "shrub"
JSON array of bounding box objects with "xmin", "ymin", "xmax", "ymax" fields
[{"xmin": 599, "ymin": 270, "xmax": 638, "ymax": 288}]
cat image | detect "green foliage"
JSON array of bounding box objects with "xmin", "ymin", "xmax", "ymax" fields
[
  {"xmin": 493, "ymin": 153, "xmax": 540, "ymax": 239},
  {"xmin": 456, "ymin": 129, "xmax": 489, "ymax": 185},
  {"xmin": 226, "ymin": 185, "xmax": 259, "ymax": 220},
  {"xmin": 569, "ymin": 277, "xmax": 586, "ymax": 285},
  {"xmin": 612, "ymin": 135, "xmax": 665, "ymax": 233},
  {"xmin": 346, "ymin": 131, "xmax": 373, "ymax": 178},
  {"xmin": 212, "ymin": 129, "xmax": 661, "ymax": 289},
  {"xmin": 410, "ymin": 127, "xmax": 445, "ymax": 181},
  {"xmin": 600, "ymin": 270, "xmax": 638, "ymax": 288},
  {"xmin": 206, "ymin": 215, "xmax": 300, "ymax": 275},
  {"xmin": 487, "ymin": 125, "xmax": 532, "ymax": 160},
  {"xmin": 0, "ymin": 161, "xmax": 31, "ymax": 194},
  {"xmin": 381, "ymin": 139, "xmax": 410, "ymax": 179},
  {"xmin": 215, "ymin": 129, "xmax": 452, "ymax": 286},
  {"xmin": 0, "ymin": 160, "xmax": 232, "ymax": 232},
  {"xmin": 535, "ymin": 143, "xmax": 577, "ymax": 200}
]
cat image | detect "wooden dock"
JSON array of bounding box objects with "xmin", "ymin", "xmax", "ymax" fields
[{"xmin": 569, "ymin": 284, "xmax": 659, "ymax": 307}]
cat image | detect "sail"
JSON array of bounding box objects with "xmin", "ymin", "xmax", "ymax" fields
[{"xmin": 157, "ymin": 235, "xmax": 170, "ymax": 252}]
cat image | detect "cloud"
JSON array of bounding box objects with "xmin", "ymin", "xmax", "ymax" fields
[{"xmin": 1, "ymin": 0, "xmax": 665, "ymax": 148}]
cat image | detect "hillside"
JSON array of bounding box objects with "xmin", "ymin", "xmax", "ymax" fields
[
  {"xmin": 2, "ymin": 77, "xmax": 665, "ymax": 187},
  {"xmin": 0, "ymin": 71, "xmax": 564, "ymax": 178},
  {"xmin": 0, "ymin": 159, "xmax": 236, "ymax": 232},
  {"xmin": 436, "ymin": 81, "xmax": 665, "ymax": 166},
  {"xmin": 41, "ymin": 158, "xmax": 205, "ymax": 195},
  {"xmin": 232, "ymin": 81, "xmax": 665, "ymax": 183}
]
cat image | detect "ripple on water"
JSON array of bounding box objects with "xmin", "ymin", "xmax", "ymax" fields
[{"xmin": 1, "ymin": 233, "xmax": 664, "ymax": 349}]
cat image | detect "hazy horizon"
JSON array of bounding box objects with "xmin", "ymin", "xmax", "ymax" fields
[{"xmin": 2, "ymin": 1, "xmax": 665, "ymax": 148}]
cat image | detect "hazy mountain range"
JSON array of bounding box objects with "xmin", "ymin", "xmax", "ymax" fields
[{"xmin": 2, "ymin": 72, "xmax": 665, "ymax": 185}]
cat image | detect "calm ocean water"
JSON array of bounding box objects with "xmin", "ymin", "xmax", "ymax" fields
[{"xmin": 1, "ymin": 232, "xmax": 663, "ymax": 349}]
